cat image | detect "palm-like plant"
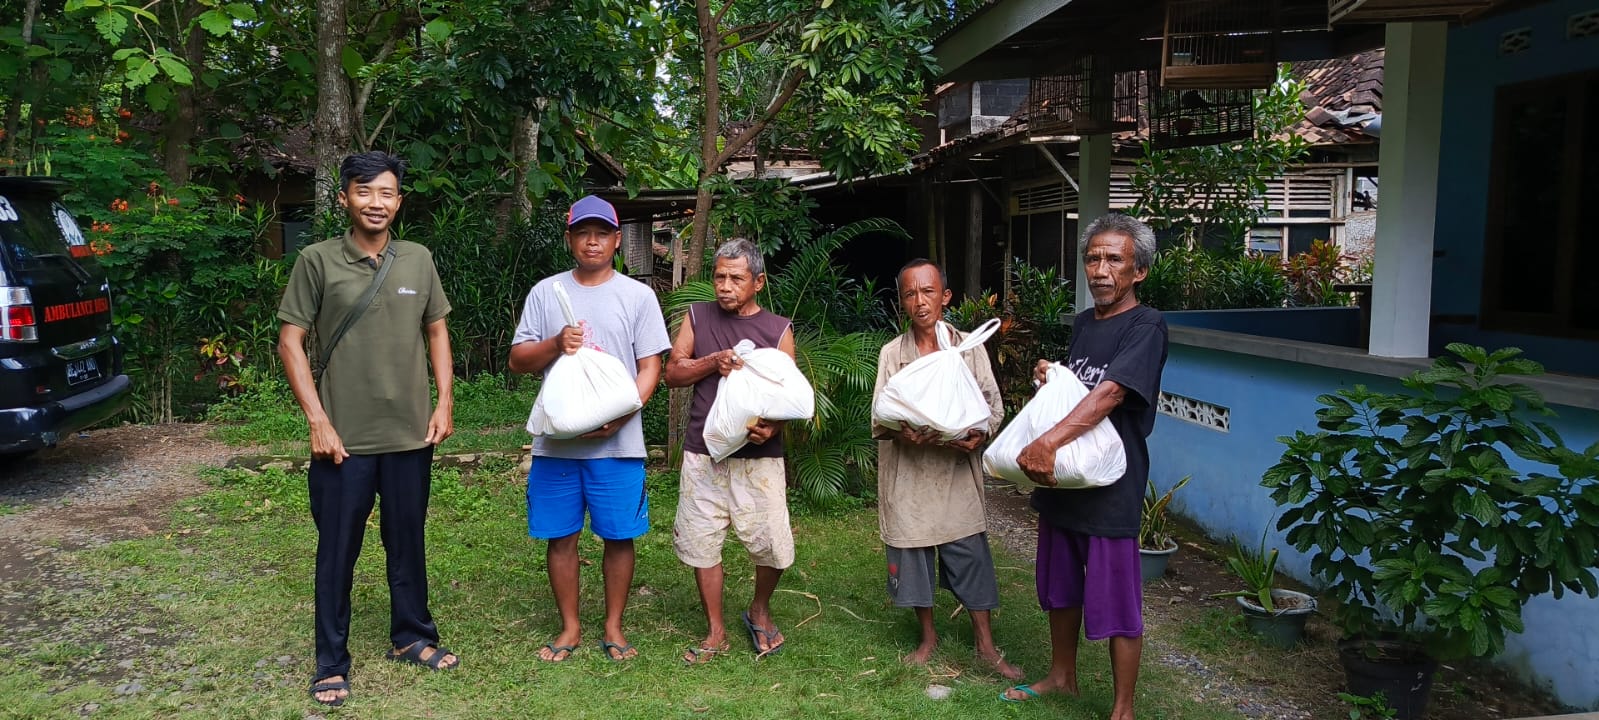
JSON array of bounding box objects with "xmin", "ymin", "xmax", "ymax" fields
[{"xmin": 667, "ymin": 218, "xmax": 901, "ymax": 503}]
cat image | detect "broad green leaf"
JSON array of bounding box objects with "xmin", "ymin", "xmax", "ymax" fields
[
  {"xmin": 1468, "ymin": 491, "xmax": 1502, "ymax": 526},
  {"xmin": 340, "ymin": 46, "xmax": 364, "ymax": 79},
  {"xmin": 156, "ymin": 54, "xmax": 193, "ymax": 85},
  {"xmin": 196, "ymin": 9, "xmax": 234, "ymax": 36},
  {"xmin": 143, "ymin": 81, "xmax": 173, "ymax": 111},
  {"xmin": 125, "ymin": 57, "xmax": 160, "ymax": 87},
  {"xmin": 93, "ymin": 8, "xmax": 129, "ymax": 42},
  {"xmin": 424, "ymin": 18, "xmax": 453, "ymax": 44}
]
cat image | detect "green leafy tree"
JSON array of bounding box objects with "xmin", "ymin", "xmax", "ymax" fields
[{"xmin": 661, "ymin": 0, "xmax": 952, "ymax": 285}]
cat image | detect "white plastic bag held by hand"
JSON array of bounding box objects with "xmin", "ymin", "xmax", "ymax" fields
[
  {"xmin": 872, "ymin": 319, "xmax": 1001, "ymax": 441},
  {"xmin": 983, "ymin": 363, "xmax": 1126, "ymax": 490},
  {"xmin": 526, "ymin": 281, "xmax": 644, "ymax": 439},
  {"xmin": 703, "ymin": 339, "xmax": 815, "ymax": 462}
]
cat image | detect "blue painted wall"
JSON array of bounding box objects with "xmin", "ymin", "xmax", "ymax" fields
[
  {"xmin": 1431, "ymin": 0, "xmax": 1599, "ymax": 375},
  {"xmin": 1165, "ymin": 308, "xmax": 1363, "ymax": 348},
  {"xmin": 1150, "ymin": 342, "xmax": 1599, "ymax": 709}
]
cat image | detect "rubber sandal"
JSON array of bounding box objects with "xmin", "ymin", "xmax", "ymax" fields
[
  {"xmin": 537, "ymin": 643, "xmax": 578, "ymax": 663},
  {"xmin": 999, "ymin": 684, "xmax": 1041, "ymax": 703},
  {"xmin": 387, "ymin": 641, "xmax": 459, "ymax": 671},
  {"xmin": 682, "ymin": 643, "xmax": 729, "ymax": 665},
  {"xmin": 309, "ymin": 678, "xmax": 350, "ymax": 707},
  {"xmin": 741, "ymin": 611, "xmax": 784, "ymax": 658},
  {"xmin": 599, "ymin": 639, "xmax": 637, "ymax": 662}
]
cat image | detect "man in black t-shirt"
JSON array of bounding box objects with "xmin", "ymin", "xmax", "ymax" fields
[{"xmin": 999, "ymin": 214, "xmax": 1168, "ymax": 720}]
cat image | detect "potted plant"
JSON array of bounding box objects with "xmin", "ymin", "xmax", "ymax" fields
[
  {"xmin": 1211, "ymin": 534, "xmax": 1316, "ymax": 648},
  {"xmin": 1263, "ymin": 344, "xmax": 1599, "ymax": 720},
  {"xmin": 1138, "ymin": 475, "xmax": 1191, "ymax": 582}
]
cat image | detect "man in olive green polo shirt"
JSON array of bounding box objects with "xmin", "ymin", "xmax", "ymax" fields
[{"xmin": 277, "ymin": 151, "xmax": 458, "ymax": 708}]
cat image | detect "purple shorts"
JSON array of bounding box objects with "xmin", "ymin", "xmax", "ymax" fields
[{"xmin": 1035, "ymin": 518, "xmax": 1144, "ymax": 640}]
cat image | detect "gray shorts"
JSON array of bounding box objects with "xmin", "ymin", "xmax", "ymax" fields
[{"xmin": 886, "ymin": 532, "xmax": 1000, "ymax": 611}]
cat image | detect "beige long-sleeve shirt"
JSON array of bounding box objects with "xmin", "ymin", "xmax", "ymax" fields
[{"xmin": 873, "ymin": 327, "xmax": 1005, "ymax": 548}]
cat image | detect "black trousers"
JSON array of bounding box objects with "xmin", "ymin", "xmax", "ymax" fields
[{"xmin": 308, "ymin": 446, "xmax": 438, "ymax": 680}]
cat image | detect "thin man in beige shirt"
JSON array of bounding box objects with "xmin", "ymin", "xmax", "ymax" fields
[{"xmin": 872, "ymin": 259, "xmax": 1020, "ymax": 680}]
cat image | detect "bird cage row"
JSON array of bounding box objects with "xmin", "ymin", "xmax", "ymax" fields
[{"xmin": 1021, "ymin": 61, "xmax": 1141, "ymax": 137}]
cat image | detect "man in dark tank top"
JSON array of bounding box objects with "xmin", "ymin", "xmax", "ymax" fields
[{"xmin": 664, "ymin": 238, "xmax": 798, "ymax": 662}]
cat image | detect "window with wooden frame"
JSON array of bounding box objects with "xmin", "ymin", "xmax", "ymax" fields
[{"xmin": 1480, "ymin": 70, "xmax": 1599, "ymax": 339}]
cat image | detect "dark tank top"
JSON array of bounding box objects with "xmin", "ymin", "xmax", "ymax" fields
[{"xmin": 683, "ymin": 301, "xmax": 793, "ymax": 459}]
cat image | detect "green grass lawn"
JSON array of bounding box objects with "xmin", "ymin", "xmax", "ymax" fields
[
  {"xmin": 206, "ymin": 373, "xmax": 546, "ymax": 457},
  {"xmin": 0, "ymin": 456, "xmax": 1247, "ymax": 720}
]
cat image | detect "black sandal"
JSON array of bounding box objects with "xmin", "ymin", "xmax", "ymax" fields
[
  {"xmin": 309, "ymin": 678, "xmax": 350, "ymax": 707},
  {"xmin": 387, "ymin": 641, "xmax": 460, "ymax": 670}
]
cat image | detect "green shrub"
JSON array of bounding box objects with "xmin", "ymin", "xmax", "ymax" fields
[
  {"xmin": 1265, "ymin": 344, "xmax": 1599, "ymax": 658},
  {"xmin": 944, "ymin": 260, "xmax": 1074, "ymax": 415}
]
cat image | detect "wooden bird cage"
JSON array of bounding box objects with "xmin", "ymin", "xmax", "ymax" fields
[
  {"xmin": 1144, "ymin": 75, "xmax": 1257, "ymax": 150},
  {"xmin": 1162, "ymin": 0, "xmax": 1281, "ymax": 90},
  {"xmin": 1328, "ymin": 0, "xmax": 1495, "ymax": 23},
  {"xmin": 1023, "ymin": 60, "xmax": 1141, "ymax": 136}
]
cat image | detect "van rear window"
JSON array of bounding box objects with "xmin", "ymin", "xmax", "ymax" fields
[{"xmin": 0, "ymin": 192, "xmax": 97, "ymax": 271}]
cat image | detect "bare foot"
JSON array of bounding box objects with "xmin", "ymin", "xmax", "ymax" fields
[
  {"xmin": 311, "ymin": 674, "xmax": 348, "ymax": 705},
  {"xmin": 903, "ymin": 638, "xmax": 938, "ymax": 666},
  {"xmin": 977, "ymin": 649, "xmax": 1024, "ymax": 680},
  {"xmin": 536, "ymin": 630, "xmax": 581, "ymax": 662},
  {"xmin": 1002, "ymin": 673, "xmax": 1080, "ymax": 701},
  {"xmin": 1109, "ymin": 706, "xmax": 1136, "ymax": 720}
]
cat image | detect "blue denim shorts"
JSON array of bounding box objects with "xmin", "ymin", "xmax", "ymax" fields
[{"xmin": 526, "ymin": 456, "xmax": 649, "ymax": 541}]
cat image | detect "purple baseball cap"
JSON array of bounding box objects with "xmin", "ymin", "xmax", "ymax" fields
[{"xmin": 567, "ymin": 195, "xmax": 620, "ymax": 228}]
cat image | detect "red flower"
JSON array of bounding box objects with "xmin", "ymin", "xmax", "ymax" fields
[{"xmin": 166, "ymin": 197, "xmax": 179, "ymax": 206}]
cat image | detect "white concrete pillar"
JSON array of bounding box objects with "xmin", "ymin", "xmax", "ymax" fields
[
  {"xmin": 1077, "ymin": 134, "xmax": 1112, "ymax": 312},
  {"xmin": 1368, "ymin": 22, "xmax": 1447, "ymax": 357}
]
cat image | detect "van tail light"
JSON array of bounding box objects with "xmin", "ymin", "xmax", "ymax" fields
[{"xmin": 0, "ymin": 287, "xmax": 38, "ymax": 342}]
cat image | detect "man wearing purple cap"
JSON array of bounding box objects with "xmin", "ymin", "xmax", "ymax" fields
[{"xmin": 508, "ymin": 195, "xmax": 671, "ymax": 662}]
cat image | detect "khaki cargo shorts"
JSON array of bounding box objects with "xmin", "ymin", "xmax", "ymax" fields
[{"xmin": 673, "ymin": 452, "xmax": 794, "ymax": 570}]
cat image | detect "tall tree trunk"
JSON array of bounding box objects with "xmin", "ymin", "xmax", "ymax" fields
[
  {"xmin": 510, "ymin": 98, "xmax": 547, "ymax": 224},
  {"xmin": 314, "ymin": 0, "xmax": 354, "ymax": 215},
  {"xmin": 676, "ymin": 0, "xmax": 722, "ymax": 288},
  {"xmin": 3, "ymin": 0, "xmax": 41, "ymax": 161},
  {"xmin": 668, "ymin": 0, "xmax": 724, "ymax": 462},
  {"xmin": 163, "ymin": 3, "xmax": 207, "ymax": 183}
]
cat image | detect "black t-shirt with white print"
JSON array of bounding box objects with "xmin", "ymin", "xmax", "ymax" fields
[{"xmin": 1029, "ymin": 304, "xmax": 1169, "ymax": 538}]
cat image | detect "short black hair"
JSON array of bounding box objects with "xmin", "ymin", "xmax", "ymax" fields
[
  {"xmin": 339, "ymin": 151, "xmax": 406, "ymax": 192},
  {"xmin": 896, "ymin": 258, "xmax": 948, "ymax": 292}
]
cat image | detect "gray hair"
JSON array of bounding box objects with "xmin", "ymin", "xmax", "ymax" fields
[
  {"xmin": 714, "ymin": 238, "xmax": 765, "ymax": 277},
  {"xmin": 1079, "ymin": 213, "xmax": 1157, "ymax": 271}
]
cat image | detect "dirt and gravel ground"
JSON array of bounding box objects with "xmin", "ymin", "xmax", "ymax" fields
[
  {"xmin": 0, "ymin": 427, "xmax": 1576, "ymax": 720},
  {"xmin": 0, "ymin": 424, "xmax": 241, "ymax": 706}
]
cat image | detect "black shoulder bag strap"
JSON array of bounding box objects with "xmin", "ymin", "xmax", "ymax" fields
[{"xmin": 315, "ymin": 244, "xmax": 396, "ymax": 381}]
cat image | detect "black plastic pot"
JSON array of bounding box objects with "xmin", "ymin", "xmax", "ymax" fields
[
  {"xmin": 1139, "ymin": 541, "xmax": 1177, "ymax": 583},
  {"xmin": 1237, "ymin": 589, "xmax": 1316, "ymax": 648},
  {"xmin": 1338, "ymin": 639, "xmax": 1438, "ymax": 720}
]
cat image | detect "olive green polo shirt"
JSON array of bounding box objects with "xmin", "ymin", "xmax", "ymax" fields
[{"xmin": 277, "ymin": 232, "xmax": 451, "ymax": 455}]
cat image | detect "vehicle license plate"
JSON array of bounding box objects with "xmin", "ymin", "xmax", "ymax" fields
[{"xmin": 66, "ymin": 357, "xmax": 101, "ymax": 386}]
